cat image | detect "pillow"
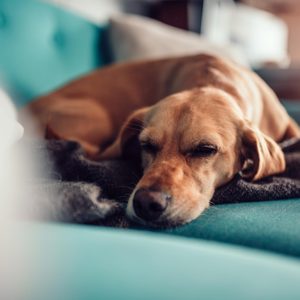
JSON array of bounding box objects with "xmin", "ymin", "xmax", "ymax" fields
[{"xmin": 108, "ymin": 14, "xmax": 248, "ymax": 66}]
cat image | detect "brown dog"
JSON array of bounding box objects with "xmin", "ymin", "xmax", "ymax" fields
[{"xmin": 23, "ymin": 54, "xmax": 300, "ymax": 227}]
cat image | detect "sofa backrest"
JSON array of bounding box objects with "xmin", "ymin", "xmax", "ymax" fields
[{"xmin": 0, "ymin": 0, "xmax": 106, "ymax": 106}]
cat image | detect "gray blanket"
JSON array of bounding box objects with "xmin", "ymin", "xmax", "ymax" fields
[{"xmin": 23, "ymin": 138, "xmax": 300, "ymax": 228}]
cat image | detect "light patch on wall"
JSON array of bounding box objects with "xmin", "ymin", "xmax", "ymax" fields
[{"xmin": 46, "ymin": 0, "xmax": 123, "ymax": 24}]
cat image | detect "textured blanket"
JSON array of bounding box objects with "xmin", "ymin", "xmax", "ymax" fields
[{"xmin": 23, "ymin": 138, "xmax": 300, "ymax": 228}]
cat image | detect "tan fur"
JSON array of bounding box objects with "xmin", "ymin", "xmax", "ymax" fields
[{"xmin": 22, "ymin": 54, "xmax": 300, "ymax": 226}]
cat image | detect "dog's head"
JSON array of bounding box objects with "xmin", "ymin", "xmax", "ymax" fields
[{"xmin": 108, "ymin": 88, "xmax": 285, "ymax": 227}]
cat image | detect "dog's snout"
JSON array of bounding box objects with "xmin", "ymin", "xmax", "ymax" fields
[{"xmin": 133, "ymin": 189, "xmax": 171, "ymax": 221}]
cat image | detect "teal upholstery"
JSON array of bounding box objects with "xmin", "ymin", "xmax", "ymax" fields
[
  {"xmin": 163, "ymin": 198, "xmax": 300, "ymax": 257},
  {"xmin": 284, "ymin": 100, "xmax": 300, "ymax": 122},
  {"xmin": 0, "ymin": 0, "xmax": 105, "ymax": 106},
  {"xmin": 22, "ymin": 223, "xmax": 300, "ymax": 300}
]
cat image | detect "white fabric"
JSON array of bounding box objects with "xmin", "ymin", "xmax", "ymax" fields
[{"xmin": 0, "ymin": 90, "xmax": 23, "ymax": 151}]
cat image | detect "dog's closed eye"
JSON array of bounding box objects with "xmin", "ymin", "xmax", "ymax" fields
[
  {"xmin": 186, "ymin": 144, "xmax": 218, "ymax": 158},
  {"xmin": 140, "ymin": 140, "xmax": 160, "ymax": 154}
]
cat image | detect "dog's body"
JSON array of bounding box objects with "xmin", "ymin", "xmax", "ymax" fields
[{"xmin": 23, "ymin": 54, "xmax": 300, "ymax": 227}]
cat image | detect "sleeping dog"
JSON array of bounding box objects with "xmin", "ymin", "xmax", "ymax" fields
[{"xmin": 22, "ymin": 54, "xmax": 300, "ymax": 227}]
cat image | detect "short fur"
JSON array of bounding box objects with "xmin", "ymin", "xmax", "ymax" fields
[{"xmin": 22, "ymin": 54, "xmax": 300, "ymax": 226}]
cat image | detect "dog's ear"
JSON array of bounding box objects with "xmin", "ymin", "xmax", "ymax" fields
[
  {"xmin": 240, "ymin": 124, "xmax": 286, "ymax": 181},
  {"xmin": 45, "ymin": 124, "xmax": 62, "ymax": 140},
  {"xmin": 100, "ymin": 107, "xmax": 149, "ymax": 160}
]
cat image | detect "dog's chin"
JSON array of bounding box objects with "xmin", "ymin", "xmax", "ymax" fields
[
  {"xmin": 129, "ymin": 215, "xmax": 188, "ymax": 229},
  {"xmin": 126, "ymin": 204, "xmax": 200, "ymax": 229}
]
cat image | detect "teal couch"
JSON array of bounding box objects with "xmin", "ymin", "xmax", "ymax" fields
[
  {"xmin": 0, "ymin": 0, "xmax": 106, "ymax": 105},
  {"xmin": 1, "ymin": 1, "xmax": 300, "ymax": 299}
]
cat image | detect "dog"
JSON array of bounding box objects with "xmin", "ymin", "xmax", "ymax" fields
[{"xmin": 22, "ymin": 54, "xmax": 300, "ymax": 227}]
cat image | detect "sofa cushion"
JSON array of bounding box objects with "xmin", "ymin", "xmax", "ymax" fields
[
  {"xmin": 0, "ymin": 0, "xmax": 106, "ymax": 105},
  {"xmin": 13, "ymin": 223, "xmax": 300, "ymax": 300},
  {"xmin": 163, "ymin": 198, "xmax": 300, "ymax": 257},
  {"xmin": 108, "ymin": 14, "xmax": 248, "ymax": 66}
]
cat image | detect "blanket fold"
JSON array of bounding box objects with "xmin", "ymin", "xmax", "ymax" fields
[{"xmin": 22, "ymin": 138, "xmax": 300, "ymax": 227}]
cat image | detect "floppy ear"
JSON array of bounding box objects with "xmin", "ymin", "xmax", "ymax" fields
[
  {"xmin": 240, "ymin": 124, "xmax": 286, "ymax": 181},
  {"xmin": 100, "ymin": 107, "xmax": 149, "ymax": 160},
  {"xmin": 45, "ymin": 124, "xmax": 62, "ymax": 140}
]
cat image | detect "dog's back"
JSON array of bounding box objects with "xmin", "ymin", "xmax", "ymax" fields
[{"xmin": 21, "ymin": 54, "xmax": 300, "ymax": 157}]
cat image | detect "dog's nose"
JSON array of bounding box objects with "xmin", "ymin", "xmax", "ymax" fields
[{"xmin": 133, "ymin": 189, "xmax": 171, "ymax": 221}]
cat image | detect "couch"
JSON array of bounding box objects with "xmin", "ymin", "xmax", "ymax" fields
[{"xmin": 1, "ymin": 1, "xmax": 299, "ymax": 299}]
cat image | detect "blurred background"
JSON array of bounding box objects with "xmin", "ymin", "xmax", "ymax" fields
[
  {"xmin": 1, "ymin": 0, "xmax": 300, "ymax": 106},
  {"xmin": 50, "ymin": 0, "xmax": 300, "ymax": 100}
]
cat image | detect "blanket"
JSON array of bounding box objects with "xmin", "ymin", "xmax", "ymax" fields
[{"xmin": 22, "ymin": 138, "xmax": 300, "ymax": 228}]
